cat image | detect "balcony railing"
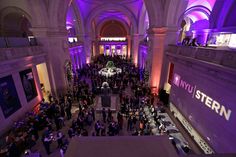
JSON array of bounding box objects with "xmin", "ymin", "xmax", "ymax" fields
[
  {"xmin": 166, "ymin": 45, "xmax": 236, "ymax": 69},
  {"xmin": 68, "ymin": 41, "xmax": 84, "ymax": 48},
  {"xmin": 0, "ymin": 37, "xmax": 37, "ymax": 48},
  {"xmin": 0, "ymin": 46, "xmax": 44, "ymax": 62}
]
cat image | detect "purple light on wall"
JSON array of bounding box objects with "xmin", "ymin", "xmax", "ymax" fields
[
  {"xmin": 188, "ymin": 11, "xmax": 209, "ymax": 23},
  {"xmin": 186, "ymin": 0, "xmax": 216, "ymax": 24},
  {"xmin": 192, "ymin": 28, "xmax": 211, "ymax": 45},
  {"xmin": 170, "ymin": 65, "xmax": 236, "ymax": 153},
  {"xmin": 66, "ymin": 5, "xmax": 76, "ymax": 24},
  {"xmin": 66, "ymin": 22, "xmax": 73, "ymax": 30},
  {"xmin": 187, "ymin": 0, "xmax": 216, "ymax": 11},
  {"xmin": 192, "ymin": 11, "xmax": 208, "ymax": 20},
  {"xmin": 187, "ymin": 15, "xmax": 198, "ymax": 23},
  {"xmin": 69, "ymin": 45, "xmax": 85, "ymax": 70},
  {"xmin": 138, "ymin": 44, "xmax": 148, "ymax": 69}
]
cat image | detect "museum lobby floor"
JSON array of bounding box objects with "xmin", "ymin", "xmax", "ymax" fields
[{"xmin": 29, "ymin": 82, "xmax": 204, "ymax": 157}]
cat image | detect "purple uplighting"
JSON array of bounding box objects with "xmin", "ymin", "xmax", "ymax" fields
[
  {"xmin": 187, "ymin": 0, "xmax": 216, "ymax": 11},
  {"xmin": 188, "ymin": 11, "xmax": 209, "ymax": 22},
  {"xmin": 185, "ymin": 0, "xmax": 216, "ymax": 23},
  {"xmin": 2, "ymin": 0, "xmax": 236, "ymax": 156},
  {"xmin": 69, "ymin": 45, "xmax": 86, "ymax": 71}
]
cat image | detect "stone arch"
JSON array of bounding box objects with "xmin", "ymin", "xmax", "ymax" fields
[
  {"xmin": 85, "ymin": 3, "xmax": 138, "ymax": 35},
  {"xmin": 215, "ymin": 0, "xmax": 235, "ymax": 29},
  {"xmin": 177, "ymin": 5, "xmax": 211, "ymax": 38},
  {"xmin": 178, "ymin": 5, "xmax": 211, "ymax": 25},
  {"xmin": 100, "ymin": 20, "xmax": 127, "ymax": 37},
  {"xmin": 47, "ymin": 0, "xmax": 85, "ymax": 37},
  {"xmin": 96, "ymin": 17, "xmax": 130, "ymax": 37},
  {"xmin": 47, "ymin": 0, "xmax": 69, "ymax": 28},
  {"xmin": 164, "ymin": 0, "xmax": 188, "ymax": 26},
  {"xmin": 143, "ymin": 0, "xmax": 164, "ymax": 27},
  {"xmin": 69, "ymin": 0, "xmax": 85, "ymax": 36},
  {"xmin": 26, "ymin": 0, "xmax": 48, "ymax": 27},
  {"xmin": 0, "ymin": 6, "xmax": 32, "ymax": 25},
  {"xmin": 0, "ymin": 7, "xmax": 33, "ymax": 37},
  {"xmin": 138, "ymin": 3, "xmax": 149, "ymax": 36}
]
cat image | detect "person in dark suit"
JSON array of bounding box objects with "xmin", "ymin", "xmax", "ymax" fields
[
  {"xmin": 8, "ymin": 142, "xmax": 20, "ymax": 157},
  {"xmin": 42, "ymin": 134, "xmax": 52, "ymax": 155},
  {"xmin": 94, "ymin": 120, "xmax": 101, "ymax": 136},
  {"xmin": 107, "ymin": 109, "xmax": 112, "ymax": 122},
  {"xmin": 102, "ymin": 108, "xmax": 106, "ymax": 123}
]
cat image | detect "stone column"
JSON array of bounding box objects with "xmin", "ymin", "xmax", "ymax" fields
[
  {"xmin": 84, "ymin": 35, "xmax": 92, "ymax": 64},
  {"xmin": 131, "ymin": 34, "xmax": 140, "ymax": 67},
  {"xmin": 147, "ymin": 27, "xmax": 167, "ymax": 93},
  {"xmin": 31, "ymin": 27, "xmax": 71, "ymax": 97},
  {"xmin": 95, "ymin": 37, "xmax": 100, "ymax": 57},
  {"xmin": 127, "ymin": 35, "xmax": 131, "ymax": 59},
  {"xmin": 161, "ymin": 27, "xmax": 179, "ymax": 90}
]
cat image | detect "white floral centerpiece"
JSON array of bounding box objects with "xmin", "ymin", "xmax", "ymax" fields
[{"xmin": 98, "ymin": 61, "xmax": 122, "ymax": 77}]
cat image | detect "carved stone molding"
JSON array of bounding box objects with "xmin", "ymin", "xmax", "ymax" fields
[{"xmin": 147, "ymin": 27, "xmax": 168, "ymax": 35}]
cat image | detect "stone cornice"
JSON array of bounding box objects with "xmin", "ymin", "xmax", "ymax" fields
[
  {"xmin": 0, "ymin": 53, "xmax": 47, "ymax": 74},
  {"xmin": 147, "ymin": 26, "xmax": 179, "ymax": 35},
  {"xmin": 147, "ymin": 27, "xmax": 168, "ymax": 35},
  {"xmin": 0, "ymin": 46, "xmax": 45, "ymax": 62},
  {"xmin": 166, "ymin": 45, "xmax": 236, "ymax": 84},
  {"xmin": 167, "ymin": 44, "xmax": 236, "ymax": 70},
  {"xmin": 30, "ymin": 27, "xmax": 68, "ymax": 37}
]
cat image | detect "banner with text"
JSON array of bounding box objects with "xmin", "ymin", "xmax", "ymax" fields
[{"xmin": 170, "ymin": 65, "xmax": 236, "ymax": 153}]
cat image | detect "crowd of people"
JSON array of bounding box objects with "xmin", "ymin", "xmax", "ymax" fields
[
  {"xmin": 72, "ymin": 55, "xmax": 162, "ymax": 137},
  {"xmin": 78, "ymin": 55, "xmax": 142, "ymax": 94},
  {"xmin": 0, "ymin": 54, "xmax": 170, "ymax": 157},
  {"xmin": 0, "ymin": 92, "xmax": 73, "ymax": 157},
  {"xmin": 182, "ymin": 37, "xmax": 199, "ymax": 47}
]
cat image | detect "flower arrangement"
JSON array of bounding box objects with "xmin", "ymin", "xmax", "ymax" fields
[
  {"xmin": 99, "ymin": 61, "xmax": 122, "ymax": 77},
  {"xmin": 65, "ymin": 62, "xmax": 72, "ymax": 82},
  {"xmin": 106, "ymin": 61, "xmax": 115, "ymax": 68}
]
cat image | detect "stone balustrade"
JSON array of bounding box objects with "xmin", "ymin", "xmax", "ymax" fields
[
  {"xmin": 68, "ymin": 41, "xmax": 84, "ymax": 48},
  {"xmin": 0, "ymin": 46, "xmax": 44, "ymax": 62},
  {"xmin": 167, "ymin": 45, "xmax": 236, "ymax": 69}
]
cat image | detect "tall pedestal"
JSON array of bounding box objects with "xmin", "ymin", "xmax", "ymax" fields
[
  {"xmin": 101, "ymin": 87, "xmax": 111, "ymax": 107},
  {"xmin": 101, "ymin": 95, "xmax": 111, "ymax": 107}
]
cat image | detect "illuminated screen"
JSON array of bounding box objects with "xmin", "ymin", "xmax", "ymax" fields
[
  {"xmin": 207, "ymin": 33, "xmax": 236, "ymax": 47},
  {"xmin": 228, "ymin": 34, "xmax": 236, "ymax": 48},
  {"xmin": 68, "ymin": 37, "xmax": 78, "ymax": 43},
  {"xmin": 20, "ymin": 69, "xmax": 38, "ymax": 102},
  {"xmin": 170, "ymin": 64, "xmax": 236, "ymax": 153}
]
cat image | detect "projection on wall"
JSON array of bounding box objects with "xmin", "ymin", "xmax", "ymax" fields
[
  {"xmin": 20, "ymin": 68, "xmax": 38, "ymax": 102},
  {"xmin": 0, "ymin": 75, "xmax": 21, "ymax": 118}
]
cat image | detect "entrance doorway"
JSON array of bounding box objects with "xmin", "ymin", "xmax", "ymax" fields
[{"xmin": 36, "ymin": 63, "xmax": 51, "ymax": 100}]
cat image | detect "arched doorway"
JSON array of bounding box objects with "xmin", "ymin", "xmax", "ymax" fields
[{"xmin": 98, "ymin": 20, "xmax": 128, "ymax": 57}]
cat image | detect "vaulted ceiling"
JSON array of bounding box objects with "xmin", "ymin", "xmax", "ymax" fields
[
  {"xmin": 67, "ymin": 0, "xmax": 145, "ymax": 35},
  {"xmin": 75, "ymin": 0, "xmax": 143, "ymax": 20}
]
